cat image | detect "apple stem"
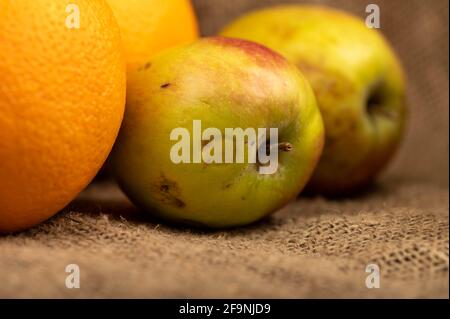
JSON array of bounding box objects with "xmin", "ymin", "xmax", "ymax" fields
[
  {"xmin": 266, "ymin": 142, "xmax": 293, "ymax": 152},
  {"xmin": 278, "ymin": 142, "xmax": 293, "ymax": 152}
]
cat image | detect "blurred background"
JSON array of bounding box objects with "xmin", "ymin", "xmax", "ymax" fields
[{"xmin": 193, "ymin": 0, "xmax": 449, "ymax": 187}]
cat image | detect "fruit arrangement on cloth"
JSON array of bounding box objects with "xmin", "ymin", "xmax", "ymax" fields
[{"xmin": 0, "ymin": 1, "xmax": 406, "ymax": 232}]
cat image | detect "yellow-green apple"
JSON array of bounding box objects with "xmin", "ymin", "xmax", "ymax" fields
[
  {"xmin": 111, "ymin": 37, "xmax": 324, "ymax": 228},
  {"xmin": 221, "ymin": 5, "xmax": 407, "ymax": 195}
]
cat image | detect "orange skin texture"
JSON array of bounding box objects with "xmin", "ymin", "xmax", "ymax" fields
[
  {"xmin": 0, "ymin": 0, "xmax": 126, "ymax": 232},
  {"xmin": 106, "ymin": 0, "xmax": 199, "ymax": 69}
]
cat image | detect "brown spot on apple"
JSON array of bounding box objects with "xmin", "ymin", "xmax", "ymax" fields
[
  {"xmin": 138, "ymin": 62, "xmax": 152, "ymax": 71},
  {"xmin": 153, "ymin": 174, "xmax": 186, "ymax": 208}
]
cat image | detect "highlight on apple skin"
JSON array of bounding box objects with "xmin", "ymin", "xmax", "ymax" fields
[
  {"xmin": 221, "ymin": 5, "xmax": 407, "ymax": 196},
  {"xmin": 111, "ymin": 37, "xmax": 324, "ymax": 228}
]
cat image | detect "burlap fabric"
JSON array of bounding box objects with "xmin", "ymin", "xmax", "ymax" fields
[{"xmin": 0, "ymin": 0, "xmax": 448, "ymax": 298}]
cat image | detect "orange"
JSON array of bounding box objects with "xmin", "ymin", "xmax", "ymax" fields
[
  {"xmin": 0, "ymin": 0, "xmax": 126, "ymax": 232},
  {"xmin": 106, "ymin": 0, "xmax": 199, "ymax": 69}
]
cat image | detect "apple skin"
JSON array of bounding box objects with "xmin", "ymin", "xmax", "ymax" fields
[
  {"xmin": 111, "ymin": 37, "xmax": 324, "ymax": 228},
  {"xmin": 221, "ymin": 5, "xmax": 407, "ymax": 195}
]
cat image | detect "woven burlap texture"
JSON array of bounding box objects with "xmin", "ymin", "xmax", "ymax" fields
[{"xmin": 0, "ymin": 0, "xmax": 448, "ymax": 298}]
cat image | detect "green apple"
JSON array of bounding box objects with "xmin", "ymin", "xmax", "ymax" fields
[
  {"xmin": 111, "ymin": 37, "xmax": 324, "ymax": 228},
  {"xmin": 221, "ymin": 5, "xmax": 407, "ymax": 195}
]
